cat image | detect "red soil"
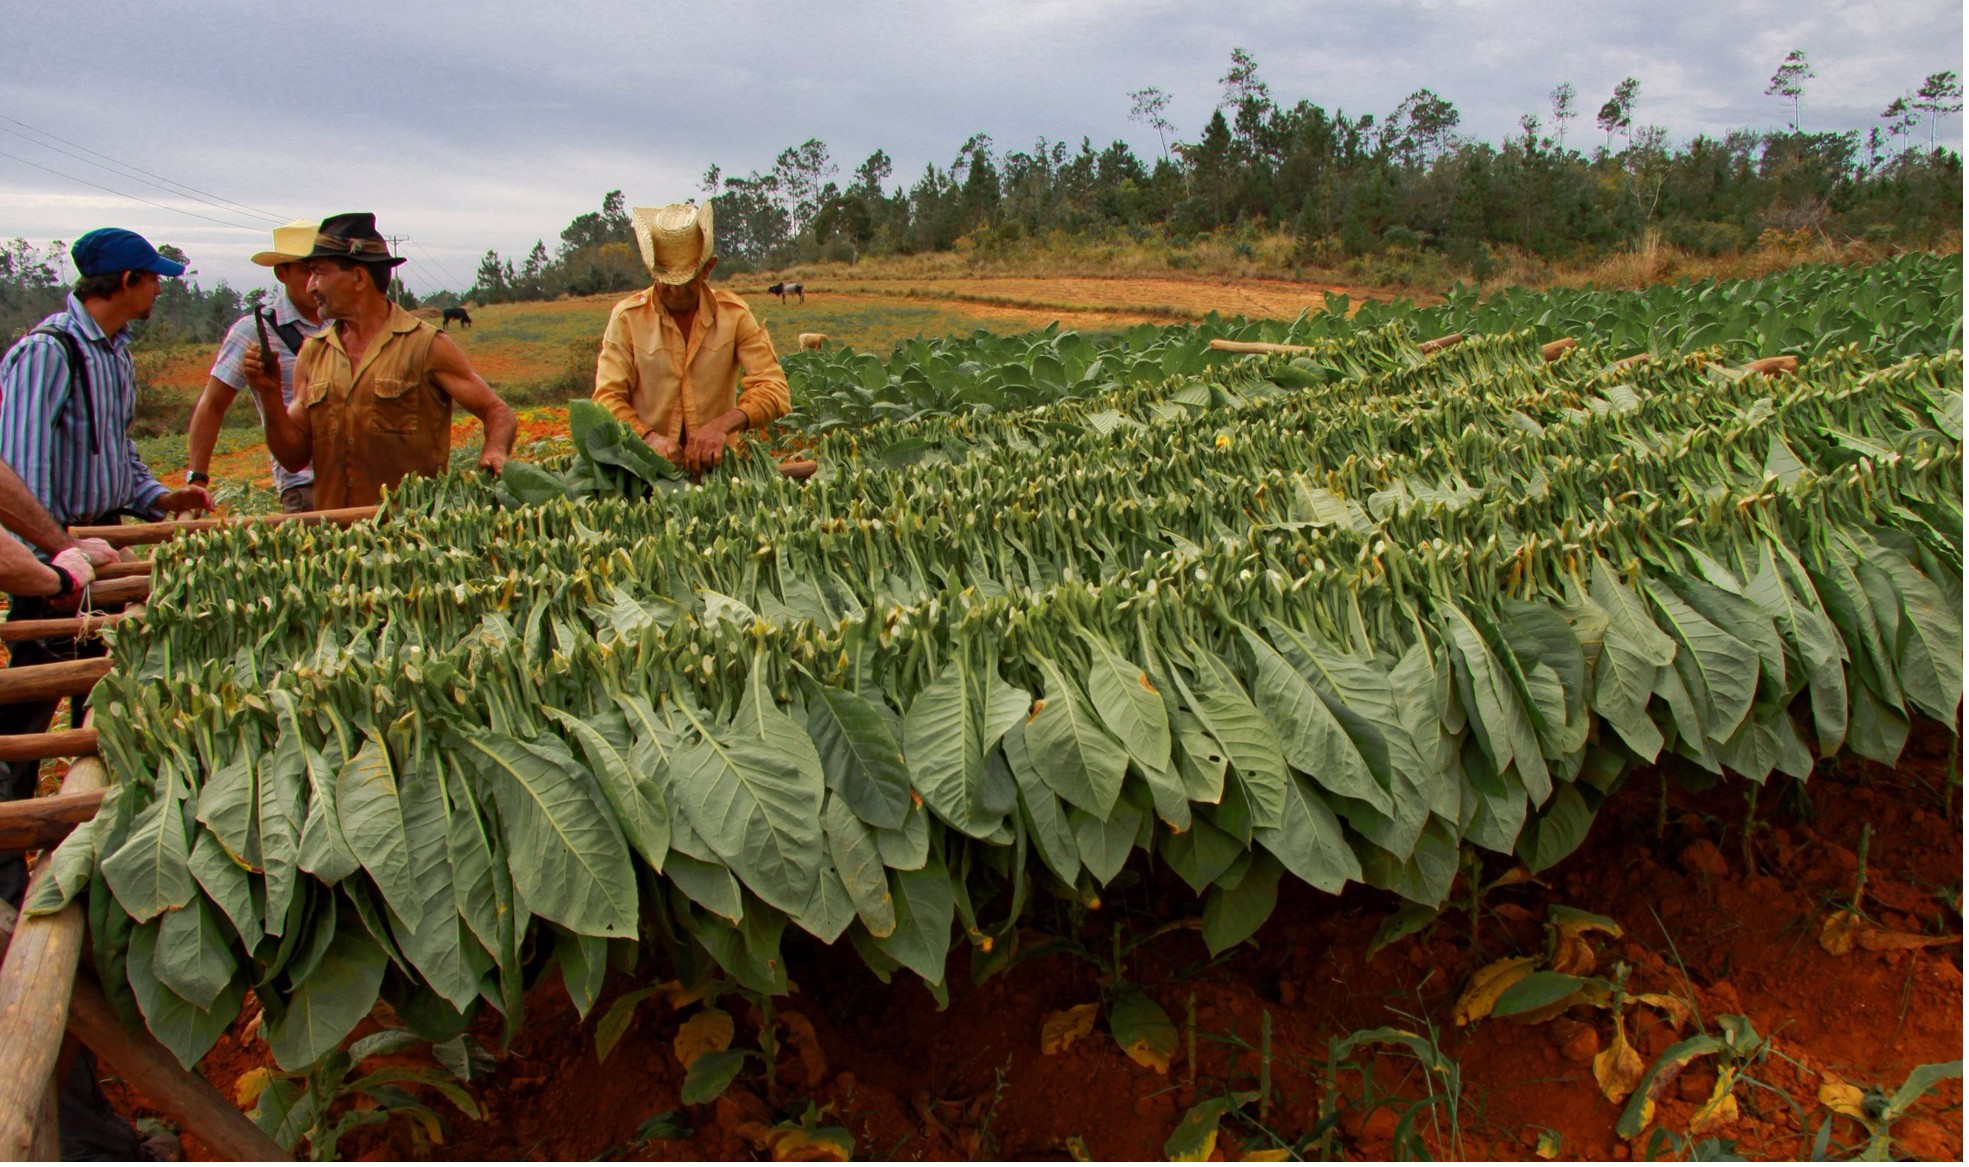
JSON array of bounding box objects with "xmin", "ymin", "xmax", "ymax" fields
[{"xmin": 112, "ymin": 722, "xmax": 1963, "ymax": 1162}]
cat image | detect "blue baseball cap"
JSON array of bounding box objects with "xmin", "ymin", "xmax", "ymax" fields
[{"xmin": 70, "ymin": 228, "xmax": 187, "ymax": 278}]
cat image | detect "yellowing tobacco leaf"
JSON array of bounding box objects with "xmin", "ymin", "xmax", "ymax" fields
[
  {"xmin": 1453, "ymin": 956, "xmax": 1537, "ymax": 1026},
  {"xmin": 1164, "ymin": 1098, "xmax": 1231, "ymax": 1161},
  {"xmin": 1109, "ymin": 989, "xmax": 1177, "ymax": 1074},
  {"xmin": 234, "ymin": 1066, "xmax": 277, "ymax": 1107},
  {"xmin": 658, "ymin": 978, "xmax": 716, "ymax": 1009},
  {"xmin": 674, "ymin": 1007, "xmax": 735, "ymax": 1069},
  {"xmin": 781, "ymin": 1010, "xmax": 828, "ymax": 1088},
  {"xmin": 1241, "ymin": 1150, "xmax": 1292, "ymax": 1162},
  {"xmin": 1041, "ymin": 1002, "xmax": 1101, "ymax": 1055},
  {"xmin": 764, "ymin": 1125, "xmax": 854, "ymax": 1162},
  {"xmin": 1633, "ymin": 993, "xmax": 1694, "ymax": 1030},
  {"xmin": 1820, "ymin": 910, "xmax": 1958, "ymax": 955},
  {"xmin": 1549, "ymin": 906, "xmax": 1624, "ymax": 975},
  {"xmin": 1594, "ymin": 1017, "xmax": 1646, "ymax": 1103},
  {"xmin": 1689, "ymin": 1067, "xmax": 1740, "ymax": 1134},
  {"xmin": 1534, "ymin": 1129, "xmax": 1564, "ymax": 1159},
  {"xmin": 1818, "ymin": 1076, "xmax": 1869, "ymax": 1120}
]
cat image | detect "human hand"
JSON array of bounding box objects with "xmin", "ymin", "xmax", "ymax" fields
[
  {"xmin": 682, "ymin": 422, "xmax": 731, "ymax": 476},
  {"xmin": 73, "ymin": 537, "xmax": 118, "ymax": 568},
  {"xmin": 243, "ymin": 344, "xmax": 280, "ymax": 397},
  {"xmin": 643, "ymin": 430, "xmax": 683, "ymax": 466},
  {"xmin": 52, "ymin": 546, "xmax": 96, "ymax": 592},
  {"xmin": 158, "ymin": 486, "xmax": 215, "ymax": 516},
  {"xmin": 479, "ymin": 447, "xmax": 508, "ymax": 476}
]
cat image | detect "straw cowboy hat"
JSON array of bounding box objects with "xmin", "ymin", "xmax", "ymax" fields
[
  {"xmin": 631, "ymin": 202, "xmax": 714, "ymax": 284},
  {"xmin": 251, "ymin": 219, "xmax": 320, "ymax": 267}
]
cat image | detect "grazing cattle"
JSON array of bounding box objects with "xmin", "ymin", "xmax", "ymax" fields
[
  {"xmin": 442, "ymin": 307, "xmax": 473, "ymax": 329},
  {"xmin": 765, "ymin": 281, "xmax": 805, "ymax": 304},
  {"xmin": 798, "ymin": 332, "xmax": 827, "ymax": 351}
]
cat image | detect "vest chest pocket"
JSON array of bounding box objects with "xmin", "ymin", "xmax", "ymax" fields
[{"xmin": 368, "ymin": 376, "xmax": 421, "ymax": 435}]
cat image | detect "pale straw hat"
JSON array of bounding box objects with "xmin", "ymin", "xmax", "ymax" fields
[
  {"xmin": 251, "ymin": 219, "xmax": 320, "ymax": 267},
  {"xmin": 630, "ymin": 202, "xmax": 714, "ymax": 284}
]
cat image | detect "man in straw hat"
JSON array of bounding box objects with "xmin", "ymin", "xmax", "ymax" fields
[
  {"xmin": 244, "ymin": 212, "xmax": 516, "ymax": 508},
  {"xmin": 186, "ymin": 219, "xmax": 328, "ymax": 512},
  {"xmin": 593, "ymin": 201, "xmax": 790, "ymax": 474}
]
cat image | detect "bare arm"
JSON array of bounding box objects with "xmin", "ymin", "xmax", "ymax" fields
[
  {"xmin": 246, "ymin": 342, "xmax": 313, "ymax": 472},
  {"xmin": 0, "ymin": 457, "xmax": 79, "ymax": 558},
  {"xmin": 0, "ymin": 534, "xmax": 72, "ymax": 597},
  {"xmin": 186, "ymin": 374, "xmax": 240, "ymax": 479},
  {"xmin": 429, "ymin": 332, "xmax": 516, "ymax": 474}
]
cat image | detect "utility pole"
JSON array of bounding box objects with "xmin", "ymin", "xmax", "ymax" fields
[{"xmin": 386, "ymin": 235, "xmax": 411, "ymax": 306}]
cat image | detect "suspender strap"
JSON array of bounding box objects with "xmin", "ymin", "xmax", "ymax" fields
[{"xmin": 24, "ymin": 325, "xmax": 99, "ymax": 456}]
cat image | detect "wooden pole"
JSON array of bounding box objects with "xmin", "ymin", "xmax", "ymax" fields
[
  {"xmin": 1746, "ymin": 355, "xmax": 1799, "ymax": 376},
  {"xmin": 82, "ymin": 578, "xmax": 148, "ymax": 607},
  {"xmin": 70, "ymin": 505, "xmax": 378, "ymax": 549},
  {"xmin": 1540, "ymin": 337, "xmax": 1578, "ymax": 362},
  {"xmin": 0, "ymin": 720, "xmax": 106, "ymax": 1158},
  {"xmin": 0, "ymin": 615, "xmax": 128, "ymax": 645},
  {"xmin": 0, "ymin": 729, "xmax": 99, "ymax": 765},
  {"xmin": 0, "ymin": 789, "xmax": 104, "ymax": 853},
  {"xmin": 777, "ymin": 460, "xmax": 819, "ymax": 481},
  {"xmin": 0, "ymin": 903, "xmax": 288, "ymax": 1162},
  {"xmin": 91, "ymin": 562, "xmax": 150, "ymax": 581},
  {"xmin": 0, "ymin": 659, "xmax": 112, "ymax": 706},
  {"xmin": 1207, "ymin": 339, "xmax": 1322, "ymax": 356},
  {"xmin": 1417, "ymin": 332, "xmax": 1465, "ymax": 354}
]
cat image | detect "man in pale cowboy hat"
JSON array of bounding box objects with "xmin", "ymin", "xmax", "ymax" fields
[
  {"xmin": 592, "ymin": 201, "xmax": 790, "ymax": 475},
  {"xmin": 186, "ymin": 219, "xmax": 328, "ymax": 512},
  {"xmin": 245, "ymin": 212, "xmax": 516, "ymax": 508}
]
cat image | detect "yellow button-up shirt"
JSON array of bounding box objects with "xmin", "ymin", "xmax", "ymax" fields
[{"xmin": 592, "ymin": 283, "xmax": 790, "ymax": 444}]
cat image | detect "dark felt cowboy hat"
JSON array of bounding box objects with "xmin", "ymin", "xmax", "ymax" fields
[{"xmin": 302, "ymin": 212, "xmax": 408, "ymax": 267}]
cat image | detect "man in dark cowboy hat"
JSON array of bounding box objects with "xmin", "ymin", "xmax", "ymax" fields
[{"xmin": 245, "ymin": 212, "xmax": 516, "ymax": 508}]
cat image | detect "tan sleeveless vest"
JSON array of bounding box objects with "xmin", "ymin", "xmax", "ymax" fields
[{"xmin": 296, "ymin": 304, "xmax": 452, "ymax": 508}]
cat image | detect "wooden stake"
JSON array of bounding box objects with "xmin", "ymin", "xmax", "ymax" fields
[
  {"xmin": 1418, "ymin": 332, "xmax": 1465, "ymax": 354},
  {"xmin": 70, "ymin": 505, "xmax": 379, "ymax": 549},
  {"xmin": 0, "ymin": 903, "xmax": 288, "ymax": 1163},
  {"xmin": 0, "ymin": 789, "xmax": 105, "ymax": 853},
  {"xmin": 91, "ymin": 561, "xmax": 150, "ymax": 580},
  {"xmin": 0, "ymin": 615, "xmax": 128, "ymax": 645},
  {"xmin": 777, "ymin": 460, "xmax": 820, "ymax": 481},
  {"xmin": 1745, "ymin": 355, "xmax": 1799, "ymax": 376},
  {"xmin": 0, "ymin": 659, "xmax": 111, "ymax": 706},
  {"xmin": 1611, "ymin": 353, "xmax": 1653, "ymax": 371},
  {"xmin": 1540, "ymin": 337, "xmax": 1578, "ymax": 362},
  {"xmin": 0, "ymin": 724, "xmax": 105, "ymax": 1159},
  {"xmin": 1207, "ymin": 339, "xmax": 1322, "ymax": 356}
]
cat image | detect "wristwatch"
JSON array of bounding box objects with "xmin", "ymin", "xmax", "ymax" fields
[
  {"xmin": 47, "ymin": 563, "xmax": 76, "ymax": 597},
  {"xmin": 187, "ymin": 470, "xmax": 210, "ymax": 485}
]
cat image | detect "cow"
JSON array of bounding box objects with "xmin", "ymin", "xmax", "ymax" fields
[
  {"xmin": 441, "ymin": 307, "xmax": 473, "ymax": 330},
  {"xmin": 765, "ymin": 281, "xmax": 805, "ymax": 304},
  {"xmin": 798, "ymin": 333, "xmax": 827, "ymax": 351}
]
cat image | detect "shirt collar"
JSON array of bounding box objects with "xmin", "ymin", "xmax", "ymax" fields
[
  {"xmin": 62, "ymin": 293, "xmax": 116, "ymax": 345},
  {"xmin": 272, "ymin": 287, "xmax": 325, "ymax": 332}
]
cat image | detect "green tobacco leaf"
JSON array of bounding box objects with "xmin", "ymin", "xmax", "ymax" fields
[
  {"xmin": 1203, "ymin": 853, "xmax": 1281, "ymax": 955},
  {"xmin": 823, "ymin": 794, "xmax": 896, "ymax": 938},
  {"xmin": 873, "ymin": 854, "xmax": 955, "ymax": 985},
  {"xmin": 266, "ymin": 925, "xmax": 389, "ymax": 1071},
  {"xmin": 1165, "ymin": 1097, "xmax": 1234, "ymax": 1161},
  {"xmin": 22, "ymin": 817, "xmax": 97, "ymax": 917},
  {"xmin": 549, "ymin": 707, "xmax": 671, "ymax": 872},
  {"xmin": 1254, "ymin": 775, "xmax": 1360, "ymax": 893},
  {"xmin": 1181, "ymin": 651, "xmax": 1289, "ymax": 829},
  {"xmin": 460, "ymin": 729, "xmax": 639, "ymax": 938},
  {"xmin": 257, "ymin": 731, "xmax": 305, "ymax": 937},
  {"xmin": 558, "ymin": 930, "xmax": 607, "ymax": 1019},
  {"xmin": 101, "ymin": 784, "xmax": 195, "ymax": 924},
  {"xmin": 390, "ymin": 753, "xmax": 478, "ymax": 1011},
  {"xmin": 1648, "ymin": 583, "xmax": 1758, "ymax": 744},
  {"xmin": 805, "ymin": 682, "xmax": 912, "ymax": 829},
  {"xmin": 680, "ymin": 1049, "xmax": 749, "ymax": 1105},
  {"xmin": 125, "ymin": 918, "xmax": 243, "ymax": 1071},
  {"xmin": 1080, "ymin": 633, "xmax": 1172, "ymax": 775},
  {"xmin": 1070, "ymin": 802, "xmax": 1143, "ymax": 886},
  {"xmin": 594, "ymin": 987, "xmax": 656, "ymax": 1065},
  {"xmin": 1239, "ymin": 627, "xmax": 1387, "ymax": 813},
  {"xmin": 1109, "ymin": 988, "xmax": 1178, "ymax": 1074},
  {"xmin": 1025, "ymin": 657, "xmax": 1130, "ymax": 818},
  {"xmin": 187, "ymin": 830, "xmax": 259, "ymax": 945},
  {"xmin": 336, "ymin": 733, "xmax": 423, "ymax": 933},
  {"xmin": 673, "ymin": 705, "xmax": 825, "ymax": 917},
  {"xmin": 1491, "ymin": 970, "xmax": 1586, "ymax": 1017},
  {"xmin": 904, "ymin": 653, "xmax": 1027, "ymax": 837},
  {"xmin": 1005, "ymin": 721, "xmax": 1082, "ymax": 886},
  {"xmin": 195, "ymin": 750, "xmax": 257, "ymax": 868},
  {"xmin": 154, "ymin": 897, "xmax": 235, "ymax": 1010}
]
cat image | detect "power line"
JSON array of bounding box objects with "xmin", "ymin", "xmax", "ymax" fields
[
  {"xmin": 0, "ymin": 124, "xmax": 287, "ymax": 228},
  {"xmin": 405, "ymin": 238, "xmax": 467, "ymax": 291},
  {"xmin": 0, "ymin": 147, "xmax": 265, "ymax": 234},
  {"xmin": 0, "ymin": 114, "xmax": 288, "ymax": 225}
]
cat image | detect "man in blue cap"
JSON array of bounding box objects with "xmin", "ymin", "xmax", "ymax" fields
[{"xmin": 0, "ymin": 227, "xmax": 215, "ymax": 1159}]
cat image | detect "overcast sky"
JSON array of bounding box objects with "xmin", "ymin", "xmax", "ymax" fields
[{"xmin": 3, "ymin": 0, "xmax": 1960, "ymax": 295}]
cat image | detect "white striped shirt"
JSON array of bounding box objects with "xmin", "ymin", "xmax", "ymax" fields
[
  {"xmin": 210, "ymin": 289, "xmax": 323, "ymax": 492},
  {"xmin": 0, "ymin": 294, "xmax": 169, "ymax": 527}
]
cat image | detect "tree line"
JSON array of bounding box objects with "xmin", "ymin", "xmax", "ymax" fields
[{"xmin": 463, "ymin": 50, "xmax": 1961, "ymax": 303}]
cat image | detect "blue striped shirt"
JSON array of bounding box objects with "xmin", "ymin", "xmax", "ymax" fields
[{"xmin": 0, "ymin": 294, "xmax": 169, "ymax": 527}]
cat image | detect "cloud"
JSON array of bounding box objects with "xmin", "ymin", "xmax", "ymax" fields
[{"xmin": 1, "ymin": 0, "xmax": 1957, "ymax": 293}]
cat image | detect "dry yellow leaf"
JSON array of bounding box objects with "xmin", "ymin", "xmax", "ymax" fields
[
  {"xmin": 1633, "ymin": 993, "xmax": 1694, "ymax": 1029},
  {"xmin": 1240, "ymin": 1148, "xmax": 1291, "ymax": 1161},
  {"xmin": 1122, "ymin": 1038, "xmax": 1173, "ymax": 1074},
  {"xmin": 674, "ymin": 1007, "xmax": 735, "ymax": 1069},
  {"xmin": 1689, "ymin": 1068, "xmax": 1740, "ymax": 1134},
  {"xmin": 1489, "ymin": 866, "xmax": 1539, "ymax": 889},
  {"xmin": 1453, "ymin": 956, "xmax": 1537, "ymax": 1026},
  {"xmin": 781, "ymin": 1010, "xmax": 828, "ymax": 1088},
  {"xmin": 1534, "ymin": 1129, "xmax": 1564, "ymax": 1159},
  {"xmin": 1818, "ymin": 1077, "xmax": 1869, "ymax": 1121},
  {"xmin": 1820, "ymin": 910, "xmax": 1959, "ymax": 955},
  {"xmin": 1550, "ymin": 933, "xmax": 1597, "ymax": 976},
  {"xmin": 764, "ymin": 1127, "xmax": 853, "ymax": 1162},
  {"xmin": 1594, "ymin": 1017, "xmax": 1646, "ymax": 1103},
  {"xmin": 658, "ymin": 979, "xmax": 716, "ymax": 1009},
  {"xmin": 234, "ymin": 1067, "xmax": 277, "ymax": 1108},
  {"xmin": 1041, "ymin": 1003, "xmax": 1101, "ymax": 1055}
]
